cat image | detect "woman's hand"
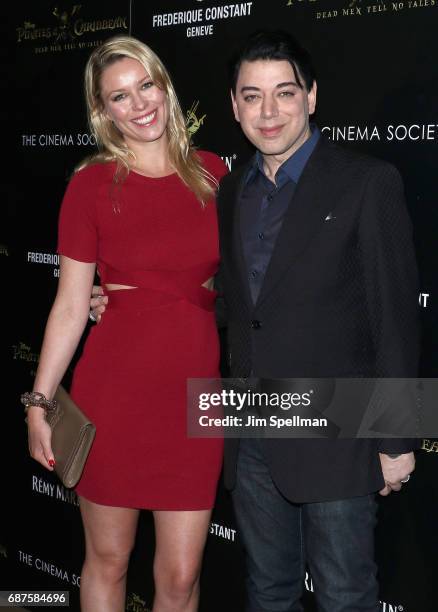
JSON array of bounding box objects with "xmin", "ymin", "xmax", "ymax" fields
[
  {"xmin": 27, "ymin": 407, "xmax": 55, "ymax": 471},
  {"xmin": 90, "ymin": 285, "xmax": 108, "ymax": 323}
]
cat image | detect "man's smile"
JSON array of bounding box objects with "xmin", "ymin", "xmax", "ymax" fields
[{"xmin": 258, "ymin": 125, "xmax": 284, "ymax": 138}]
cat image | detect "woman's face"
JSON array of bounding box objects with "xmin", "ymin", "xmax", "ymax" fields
[{"xmin": 100, "ymin": 56, "xmax": 169, "ymax": 148}]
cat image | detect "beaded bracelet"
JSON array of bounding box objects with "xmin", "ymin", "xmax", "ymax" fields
[{"xmin": 20, "ymin": 391, "xmax": 58, "ymax": 414}]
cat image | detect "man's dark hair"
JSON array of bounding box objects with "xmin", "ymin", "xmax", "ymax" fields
[{"xmin": 230, "ymin": 30, "xmax": 316, "ymax": 94}]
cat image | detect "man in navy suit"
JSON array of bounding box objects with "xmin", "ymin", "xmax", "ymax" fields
[{"xmin": 216, "ymin": 31, "xmax": 419, "ymax": 612}]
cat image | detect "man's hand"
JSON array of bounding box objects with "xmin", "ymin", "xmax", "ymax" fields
[
  {"xmin": 90, "ymin": 285, "xmax": 108, "ymax": 323},
  {"xmin": 379, "ymin": 452, "xmax": 415, "ymax": 496}
]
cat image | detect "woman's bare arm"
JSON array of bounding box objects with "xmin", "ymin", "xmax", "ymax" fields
[{"xmin": 27, "ymin": 255, "xmax": 96, "ymax": 469}]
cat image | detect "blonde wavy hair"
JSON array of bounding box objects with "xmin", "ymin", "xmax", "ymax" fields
[{"xmin": 77, "ymin": 35, "xmax": 217, "ymax": 205}]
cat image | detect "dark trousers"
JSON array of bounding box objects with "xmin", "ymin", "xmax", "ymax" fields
[{"xmin": 232, "ymin": 438, "xmax": 380, "ymax": 612}]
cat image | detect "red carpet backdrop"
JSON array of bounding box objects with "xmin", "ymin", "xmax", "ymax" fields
[{"xmin": 4, "ymin": 1, "xmax": 437, "ymax": 611}]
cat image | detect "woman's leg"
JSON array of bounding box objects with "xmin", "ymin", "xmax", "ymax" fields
[
  {"xmin": 79, "ymin": 496, "xmax": 140, "ymax": 612},
  {"xmin": 152, "ymin": 509, "xmax": 212, "ymax": 612}
]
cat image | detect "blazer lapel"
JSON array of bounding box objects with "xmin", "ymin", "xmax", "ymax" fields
[
  {"xmin": 220, "ymin": 161, "xmax": 253, "ymax": 309},
  {"xmin": 255, "ymin": 139, "xmax": 340, "ymax": 308}
]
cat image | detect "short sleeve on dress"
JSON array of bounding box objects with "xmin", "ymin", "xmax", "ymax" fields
[
  {"xmin": 197, "ymin": 150, "xmax": 229, "ymax": 183},
  {"xmin": 57, "ymin": 168, "xmax": 98, "ymax": 263}
]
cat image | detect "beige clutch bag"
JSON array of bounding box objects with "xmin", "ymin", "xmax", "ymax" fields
[{"xmin": 46, "ymin": 385, "xmax": 96, "ymax": 488}]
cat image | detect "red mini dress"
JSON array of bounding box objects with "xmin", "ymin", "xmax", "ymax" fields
[{"xmin": 57, "ymin": 151, "xmax": 227, "ymax": 509}]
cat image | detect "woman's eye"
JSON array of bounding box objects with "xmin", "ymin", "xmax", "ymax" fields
[
  {"xmin": 112, "ymin": 93, "xmax": 125, "ymax": 102},
  {"xmin": 141, "ymin": 81, "xmax": 154, "ymax": 89}
]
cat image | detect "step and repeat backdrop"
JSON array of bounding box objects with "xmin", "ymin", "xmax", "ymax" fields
[{"xmin": 4, "ymin": 1, "xmax": 438, "ymax": 611}]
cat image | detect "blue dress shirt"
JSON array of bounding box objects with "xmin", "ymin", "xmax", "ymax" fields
[{"xmin": 240, "ymin": 126, "xmax": 320, "ymax": 304}]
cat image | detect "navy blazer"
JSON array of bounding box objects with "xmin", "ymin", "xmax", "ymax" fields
[{"xmin": 216, "ymin": 136, "xmax": 420, "ymax": 503}]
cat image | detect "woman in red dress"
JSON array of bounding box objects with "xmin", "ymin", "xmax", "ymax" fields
[{"xmin": 26, "ymin": 36, "xmax": 226, "ymax": 611}]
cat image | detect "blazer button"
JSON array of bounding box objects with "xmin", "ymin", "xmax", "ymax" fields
[{"xmin": 251, "ymin": 320, "xmax": 261, "ymax": 329}]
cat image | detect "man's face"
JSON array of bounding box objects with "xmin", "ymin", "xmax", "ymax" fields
[{"xmin": 231, "ymin": 59, "xmax": 317, "ymax": 161}]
